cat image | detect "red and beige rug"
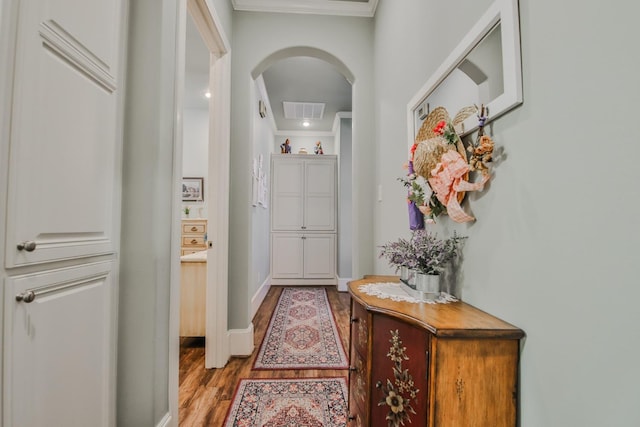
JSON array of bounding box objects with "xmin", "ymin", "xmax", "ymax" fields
[
  {"xmin": 253, "ymin": 287, "xmax": 348, "ymax": 370},
  {"xmin": 223, "ymin": 377, "xmax": 348, "ymax": 427}
]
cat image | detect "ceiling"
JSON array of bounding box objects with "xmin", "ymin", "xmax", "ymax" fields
[
  {"xmin": 184, "ymin": 0, "xmax": 373, "ymax": 131},
  {"xmin": 261, "ymin": 56, "xmax": 351, "ymax": 132}
]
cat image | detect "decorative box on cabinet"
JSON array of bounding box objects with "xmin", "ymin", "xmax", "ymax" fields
[
  {"xmin": 181, "ymin": 219, "xmax": 207, "ymax": 255},
  {"xmin": 348, "ymin": 276, "xmax": 524, "ymax": 427},
  {"xmin": 270, "ymin": 154, "xmax": 337, "ymax": 285}
]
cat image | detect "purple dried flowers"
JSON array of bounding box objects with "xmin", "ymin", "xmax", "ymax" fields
[{"xmin": 379, "ymin": 230, "xmax": 466, "ymax": 275}]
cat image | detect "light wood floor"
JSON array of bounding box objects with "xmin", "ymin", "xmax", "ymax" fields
[{"xmin": 178, "ymin": 286, "xmax": 352, "ymax": 426}]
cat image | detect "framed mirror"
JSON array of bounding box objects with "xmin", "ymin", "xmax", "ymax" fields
[{"xmin": 407, "ymin": 0, "xmax": 522, "ymax": 143}]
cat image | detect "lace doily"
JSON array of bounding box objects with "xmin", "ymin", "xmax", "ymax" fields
[{"xmin": 358, "ymin": 282, "xmax": 458, "ymax": 304}]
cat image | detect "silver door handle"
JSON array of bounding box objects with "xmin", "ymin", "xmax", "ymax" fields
[
  {"xmin": 16, "ymin": 291, "xmax": 36, "ymax": 303},
  {"xmin": 17, "ymin": 241, "xmax": 37, "ymax": 252}
]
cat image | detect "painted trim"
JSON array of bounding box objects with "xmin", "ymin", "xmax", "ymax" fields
[
  {"xmin": 337, "ymin": 276, "xmax": 352, "ymax": 292},
  {"xmin": 187, "ymin": 0, "xmax": 231, "ymax": 56},
  {"xmin": 232, "ymin": 0, "xmax": 378, "ymax": 17},
  {"xmin": 169, "ymin": 2, "xmax": 188, "ymax": 426},
  {"xmin": 229, "ymin": 323, "xmax": 255, "ymax": 356},
  {"xmin": 274, "ymin": 129, "xmax": 336, "ymax": 137},
  {"xmin": 251, "ymin": 275, "xmax": 272, "ymax": 319},
  {"xmin": 156, "ymin": 413, "xmax": 172, "ymax": 427},
  {"xmin": 332, "ymin": 111, "xmax": 352, "ymax": 135},
  {"xmin": 270, "ymin": 278, "xmax": 338, "ymax": 286}
]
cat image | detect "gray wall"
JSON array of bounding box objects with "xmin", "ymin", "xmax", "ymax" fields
[
  {"xmin": 229, "ymin": 11, "xmax": 374, "ymax": 330},
  {"xmin": 338, "ymin": 118, "xmax": 353, "ymax": 278},
  {"xmin": 118, "ymin": 0, "xmax": 234, "ymax": 425},
  {"xmin": 251, "ymin": 80, "xmax": 274, "ymax": 296},
  {"xmin": 118, "ymin": 0, "xmax": 179, "ymax": 425},
  {"xmin": 373, "ymin": 0, "xmax": 640, "ymax": 425}
]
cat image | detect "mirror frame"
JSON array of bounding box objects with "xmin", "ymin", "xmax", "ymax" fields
[{"xmin": 407, "ymin": 0, "xmax": 522, "ymax": 145}]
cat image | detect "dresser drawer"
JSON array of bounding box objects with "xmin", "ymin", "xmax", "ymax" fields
[
  {"xmin": 182, "ymin": 223, "xmax": 206, "ymax": 234},
  {"xmin": 182, "ymin": 236, "xmax": 205, "ymax": 247},
  {"xmin": 350, "ymin": 300, "xmax": 369, "ymax": 358}
]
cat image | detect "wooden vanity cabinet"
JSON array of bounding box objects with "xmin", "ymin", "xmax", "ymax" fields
[{"xmin": 348, "ymin": 277, "xmax": 524, "ymax": 427}]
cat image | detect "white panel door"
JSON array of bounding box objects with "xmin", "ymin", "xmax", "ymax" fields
[
  {"xmin": 5, "ymin": 0, "xmax": 125, "ymax": 267},
  {"xmin": 5, "ymin": 261, "xmax": 116, "ymax": 427},
  {"xmin": 303, "ymin": 234, "xmax": 336, "ymax": 279},
  {"xmin": 271, "ymin": 233, "xmax": 304, "ymax": 278},
  {"xmin": 271, "ymin": 158, "xmax": 304, "ymax": 231},
  {"xmin": 304, "ymin": 159, "xmax": 336, "ymax": 231}
]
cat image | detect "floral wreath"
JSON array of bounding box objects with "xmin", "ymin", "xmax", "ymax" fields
[{"xmin": 400, "ymin": 105, "xmax": 495, "ymax": 226}]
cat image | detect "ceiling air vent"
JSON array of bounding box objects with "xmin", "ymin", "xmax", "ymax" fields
[{"xmin": 283, "ymin": 102, "xmax": 325, "ymax": 120}]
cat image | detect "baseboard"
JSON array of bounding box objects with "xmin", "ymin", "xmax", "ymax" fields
[
  {"xmin": 251, "ymin": 275, "xmax": 271, "ymax": 319},
  {"xmin": 337, "ymin": 276, "xmax": 352, "ymax": 292},
  {"xmin": 270, "ymin": 278, "xmax": 338, "ymax": 286},
  {"xmin": 229, "ymin": 322, "xmax": 254, "ymax": 356},
  {"xmin": 156, "ymin": 412, "xmax": 171, "ymax": 427}
]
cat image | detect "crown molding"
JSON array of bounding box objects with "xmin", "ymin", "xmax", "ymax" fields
[{"xmin": 231, "ymin": 0, "xmax": 378, "ymax": 18}]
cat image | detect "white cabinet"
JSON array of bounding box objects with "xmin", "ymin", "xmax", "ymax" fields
[
  {"xmin": 5, "ymin": 262, "xmax": 117, "ymax": 427},
  {"xmin": 271, "ymin": 233, "xmax": 336, "ymax": 280},
  {"xmin": 271, "ymin": 156, "xmax": 336, "ymax": 231},
  {"xmin": 4, "ymin": 0, "xmax": 125, "ymax": 268},
  {"xmin": 1, "ymin": 0, "xmax": 126, "ymax": 424},
  {"xmin": 270, "ymin": 155, "xmax": 337, "ymax": 285}
]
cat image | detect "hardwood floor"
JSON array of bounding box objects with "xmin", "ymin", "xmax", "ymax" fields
[{"xmin": 178, "ymin": 286, "xmax": 352, "ymax": 426}]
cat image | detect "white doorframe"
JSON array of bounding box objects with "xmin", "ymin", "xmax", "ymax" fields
[{"xmin": 170, "ymin": 0, "xmax": 231, "ymax": 422}]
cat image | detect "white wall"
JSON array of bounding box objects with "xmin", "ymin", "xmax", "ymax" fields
[
  {"xmin": 229, "ymin": 11, "xmax": 374, "ymax": 330},
  {"xmin": 182, "ymin": 108, "xmax": 209, "ymax": 218},
  {"xmin": 374, "ymin": 0, "xmax": 640, "ymax": 425}
]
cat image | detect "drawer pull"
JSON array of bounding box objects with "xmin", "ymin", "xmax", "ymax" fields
[
  {"xmin": 190, "ymin": 226, "xmax": 198, "ymax": 231},
  {"xmin": 191, "ymin": 239, "xmax": 198, "ymax": 244},
  {"xmin": 350, "ymin": 317, "xmax": 359, "ymax": 324},
  {"xmin": 349, "ymin": 366, "xmax": 357, "ymax": 372},
  {"xmin": 376, "ymin": 380, "xmax": 383, "ymax": 389},
  {"xmin": 17, "ymin": 241, "xmax": 37, "ymax": 252},
  {"xmin": 348, "ymin": 415, "xmax": 356, "ymax": 421},
  {"xmin": 16, "ymin": 291, "xmax": 36, "ymax": 303}
]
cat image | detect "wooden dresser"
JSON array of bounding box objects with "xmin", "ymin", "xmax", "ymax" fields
[
  {"xmin": 181, "ymin": 219, "xmax": 207, "ymax": 255},
  {"xmin": 348, "ymin": 276, "xmax": 524, "ymax": 427}
]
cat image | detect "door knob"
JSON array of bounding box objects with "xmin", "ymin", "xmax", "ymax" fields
[
  {"xmin": 16, "ymin": 291, "xmax": 36, "ymax": 303},
  {"xmin": 17, "ymin": 241, "xmax": 37, "ymax": 252}
]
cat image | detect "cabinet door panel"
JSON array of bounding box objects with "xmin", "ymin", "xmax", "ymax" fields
[
  {"xmin": 304, "ymin": 160, "xmax": 336, "ymax": 231},
  {"xmin": 371, "ymin": 314, "xmax": 429, "ymax": 427},
  {"xmin": 302, "ymin": 234, "xmax": 335, "ymax": 278},
  {"xmin": 5, "ymin": 0, "xmax": 124, "ymax": 267},
  {"xmin": 271, "ymin": 234, "xmax": 304, "ymax": 278},
  {"xmin": 271, "ymin": 159, "xmax": 304, "ymax": 230},
  {"xmin": 350, "ymin": 300, "xmax": 369, "ymax": 358},
  {"xmin": 348, "ymin": 349, "xmax": 369, "ymax": 424},
  {"xmin": 433, "ymin": 339, "xmax": 519, "ymax": 427},
  {"xmin": 5, "ymin": 261, "xmax": 116, "ymax": 426}
]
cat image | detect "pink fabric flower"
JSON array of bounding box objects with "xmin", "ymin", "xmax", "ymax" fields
[{"xmin": 428, "ymin": 150, "xmax": 488, "ymax": 223}]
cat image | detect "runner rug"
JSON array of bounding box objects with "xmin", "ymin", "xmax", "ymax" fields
[
  {"xmin": 253, "ymin": 287, "xmax": 348, "ymax": 370},
  {"xmin": 223, "ymin": 377, "xmax": 348, "ymax": 427}
]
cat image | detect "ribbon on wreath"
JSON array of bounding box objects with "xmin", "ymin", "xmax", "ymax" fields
[
  {"xmin": 428, "ymin": 150, "xmax": 489, "ymax": 223},
  {"xmin": 407, "ymin": 160, "xmax": 424, "ymax": 230}
]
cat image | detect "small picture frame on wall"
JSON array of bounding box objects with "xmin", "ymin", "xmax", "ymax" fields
[
  {"xmin": 417, "ymin": 101, "xmax": 429, "ymax": 120},
  {"xmin": 182, "ymin": 177, "xmax": 204, "ymax": 201}
]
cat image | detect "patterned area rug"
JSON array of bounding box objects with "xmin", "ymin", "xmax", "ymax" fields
[
  {"xmin": 223, "ymin": 378, "xmax": 348, "ymax": 427},
  {"xmin": 253, "ymin": 287, "xmax": 348, "ymax": 370}
]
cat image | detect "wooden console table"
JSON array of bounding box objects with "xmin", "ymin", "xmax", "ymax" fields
[{"xmin": 348, "ymin": 276, "xmax": 524, "ymax": 427}]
